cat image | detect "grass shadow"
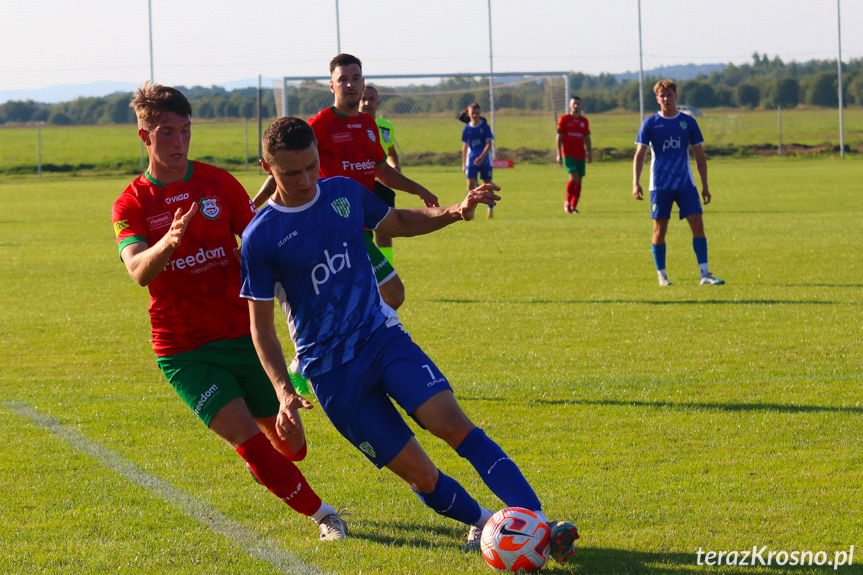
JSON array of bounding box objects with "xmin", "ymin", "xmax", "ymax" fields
[
  {"xmin": 458, "ymin": 396, "xmax": 863, "ymax": 415},
  {"xmin": 430, "ymin": 298, "xmax": 839, "ymax": 306},
  {"xmin": 346, "ymin": 518, "xmax": 465, "ymax": 549}
]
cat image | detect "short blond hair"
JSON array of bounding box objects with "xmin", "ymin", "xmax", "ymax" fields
[
  {"xmin": 130, "ymin": 81, "xmax": 192, "ymax": 130},
  {"xmin": 653, "ymin": 79, "xmax": 677, "ymax": 95}
]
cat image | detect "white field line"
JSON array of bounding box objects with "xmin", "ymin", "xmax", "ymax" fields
[{"xmin": 3, "ymin": 400, "xmax": 325, "ymax": 575}]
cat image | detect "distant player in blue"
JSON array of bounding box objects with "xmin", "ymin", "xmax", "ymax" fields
[
  {"xmin": 241, "ymin": 116, "xmax": 580, "ymax": 563},
  {"xmin": 633, "ymin": 79, "xmax": 724, "ymax": 286},
  {"xmin": 461, "ymin": 103, "xmax": 495, "ymax": 218}
]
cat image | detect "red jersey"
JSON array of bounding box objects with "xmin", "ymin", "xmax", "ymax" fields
[
  {"xmin": 112, "ymin": 161, "xmax": 257, "ymax": 356},
  {"xmin": 557, "ymin": 114, "xmax": 591, "ymax": 160},
  {"xmin": 308, "ymin": 106, "xmax": 386, "ymax": 190}
]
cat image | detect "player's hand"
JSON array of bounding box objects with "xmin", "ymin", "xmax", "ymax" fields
[
  {"xmin": 163, "ymin": 202, "xmax": 198, "ymax": 248},
  {"xmin": 275, "ymin": 392, "xmax": 313, "ymax": 445},
  {"xmin": 633, "ymin": 183, "xmax": 644, "ymax": 200},
  {"xmin": 588, "ymin": 154, "xmax": 593, "ymax": 164},
  {"xmin": 702, "ymin": 188, "xmax": 712, "ymax": 205},
  {"xmin": 457, "ymin": 183, "xmax": 501, "ymax": 221},
  {"xmin": 418, "ymin": 188, "xmax": 439, "ymax": 208},
  {"xmin": 556, "ymin": 154, "xmax": 562, "ymax": 165},
  {"xmin": 473, "ymin": 157, "xmax": 485, "ymax": 166}
]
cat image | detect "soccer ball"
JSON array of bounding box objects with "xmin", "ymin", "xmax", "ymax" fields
[{"xmin": 480, "ymin": 507, "xmax": 551, "ymax": 573}]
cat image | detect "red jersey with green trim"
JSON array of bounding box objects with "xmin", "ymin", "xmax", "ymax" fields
[
  {"xmin": 308, "ymin": 106, "xmax": 386, "ymax": 191},
  {"xmin": 112, "ymin": 161, "xmax": 257, "ymax": 356},
  {"xmin": 557, "ymin": 114, "xmax": 591, "ymax": 159}
]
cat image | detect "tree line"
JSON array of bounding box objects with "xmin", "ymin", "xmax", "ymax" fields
[{"xmin": 1, "ymin": 54, "xmax": 861, "ymax": 126}]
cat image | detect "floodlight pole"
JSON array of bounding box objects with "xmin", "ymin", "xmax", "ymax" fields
[
  {"xmin": 837, "ymin": 0, "xmax": 844, "ymax": 159},
  {"xmin": 638, "ymin": 0, "xmax": 644, "ymax": 122},
  {"xmin": 335, "ymin": 0, "xmax": 341, "ymax": 54},
  {"xmin": 143, "ymin": 0, "xmax": 154, "ymax": 173},
  {"xmin": 487, "ymin": 0, "xmax": 496, "ymax": 159},
  {"xmin": 257, "ymin": 75, "xmax": 262, "ymax": 175},
  {"xmin": 148, "ymin": 0, "xmax": 154, "ymax": 82}
]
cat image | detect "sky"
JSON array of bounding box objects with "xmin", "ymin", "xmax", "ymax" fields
[{"xmin": 1, "ymin": 0, "xmax": 860, "ymax": 103}]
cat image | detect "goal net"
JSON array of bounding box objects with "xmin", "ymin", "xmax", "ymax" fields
[{"xmin": 272, "ymin": 73, "xmax": 570, "ymax": 164}]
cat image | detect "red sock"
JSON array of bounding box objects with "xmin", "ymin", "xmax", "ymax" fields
[
  {"xmin": 236, "ymin": 432, "xmax": 321, "ymax": 516},
  {"xmin": 572, "ymin": 182, "xmax": 582, "ymax": 209},
  {"xmin": 566, "ymin": 180, "xmax": 577, "ymax": 208}
]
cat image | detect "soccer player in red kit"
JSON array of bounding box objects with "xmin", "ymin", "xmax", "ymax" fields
[
  {"xmin": 254, "ymin": 54, "xmax": 437, "ymax": 311},
  {"xmin": 556, "ymin": 96, "xmax": 593, "ymax": 214},
  {"xmin": 112, "ymin": 82, "xmax": 347, "ymax": 541}
]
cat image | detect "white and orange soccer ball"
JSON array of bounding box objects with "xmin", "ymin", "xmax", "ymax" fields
[{"xmin": 480, "ymin": 507, "xmax": 551, "ymax": 573}]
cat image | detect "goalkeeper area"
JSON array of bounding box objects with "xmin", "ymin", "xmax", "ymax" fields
[{"xmin": 272, "ymin": 73, "xmax": 570, "ymax": 164}]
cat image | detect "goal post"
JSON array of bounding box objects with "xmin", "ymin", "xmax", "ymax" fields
[{"xmin": 272, "ymin": 72, "xmax": 570, "ymax": 161}]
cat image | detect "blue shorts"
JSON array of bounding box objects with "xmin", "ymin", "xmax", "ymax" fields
[
  {"xmin": 650, "ymin": 187, "xmax": 703, "ymax": 220},
  {"xmin": 466, "ymin": 162, "xmax": 493, "ymax": 181},
  {"xmin": 309, "ymin": 325, "xmax": 452, "ymax": 468}
]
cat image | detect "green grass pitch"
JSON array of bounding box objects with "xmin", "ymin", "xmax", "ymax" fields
[{"xmin": 0, "ymin": 157, "xmax": 860, "ymax": 574}]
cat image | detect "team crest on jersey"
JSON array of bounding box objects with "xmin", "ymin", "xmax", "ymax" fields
[
  {"xmin": 359, "ymin": 442, "xmax": 377, "ymax": 458},
  {"xmin": 199, "ymin": 197, "xmax": 221, "ymax": 219},
  {"xmin": 381, "ymin": 127, "xmax": 391, "ymax": 144},
  {"xmin": 113, "ymin": 220, "xmax": 129, "ymax": 236},
  {"xmin": 680, "ymin": 120, "xmax": 688, "ymax": 130},
  {"xmin": 331, "ymin": 197, "xmax": 351, "ymax": 218},
  {"xmin": 367, "ymin": 129, "xmax": 376, "ymax": 142}
]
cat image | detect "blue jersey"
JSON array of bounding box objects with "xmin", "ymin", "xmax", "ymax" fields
[
  {"xmin": 462, "ymin": 121, "xmax": 494, "ymax": 166},
  {"xmin": 635, "ymin": 112, "xmax": 704, "ymax": 191},
  {"xmin": 240, "ymin": 176, "xmax": 397, "ymax": 377}
]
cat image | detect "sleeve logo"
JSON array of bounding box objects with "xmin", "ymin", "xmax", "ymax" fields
[
  {"xmin": 199, "ymin": 197, "xmax": 221, "ymax": 220},
  {"xmin": 367, "ymin": 129, "xmax": 376, "ymax": 142},
  {"xmin": 113, "ymin": 220, "xmax": 129, "ymax": 236},
  {"xmin": 330, "ymin": 197, "xmax": 351, "ymax": 218}
]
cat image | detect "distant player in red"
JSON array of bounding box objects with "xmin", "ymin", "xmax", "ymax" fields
[
  {"xmin": 112, "ymin": 82, "xmax": 347, "ymax": 541},
  {"xmin": 556, "ymin": 96, "xmax": 592, "ymax": 213}
]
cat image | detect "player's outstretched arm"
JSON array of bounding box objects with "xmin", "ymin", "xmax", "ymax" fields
[
  {"xmin": 376, "ymin": 183, "xmax": 501, "ymax": 238},
  {"xmin": 632, "ymin": 145, "xmax": 649, "ymax": 200},
  {"xmin": 248, "ymin": 299, "xmax": 313, "ymax": 447},
  {"xmin": 121, "ymin": 203, "xmax": 198, "ymax": 286},
  {"xmin": 375, "ymin": 162, "xmax": 439, "ymax": 207}
]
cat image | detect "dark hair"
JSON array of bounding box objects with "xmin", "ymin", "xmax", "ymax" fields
[
  {"xmin": 130, "ymin": 81, "xmax": 192, "ymax": 129},
  {"xmin": 262, "ymin": 117, "xmax": 316, "ymax": 163},
  {"xmin": 329, "ymin": 53, "xmax": 362, "ymax": 74},
  {"xmin": 468, "ymin": 102, "xmax": 481, "ymax": 111},
  {"xmin": 571, "ymin": 95, "xmax": 582, "ymax": 102}
]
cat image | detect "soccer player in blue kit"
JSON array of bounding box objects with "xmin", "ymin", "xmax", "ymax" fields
[
  {"xmin": 461, "ymin": 103, "xmax": 495, "ymax": 218},
  {"xmin": 241, "ymin": 116, "xmax": 579, "ymax": 563},
  {"xmin": 633, "ymin": 79, "xmax": 724, "ymax": 286}
]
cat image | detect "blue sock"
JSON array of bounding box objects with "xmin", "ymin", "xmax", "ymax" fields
[
  {"xmin": 652, "ymin": 243, "xmax": 667, "ymax": 272},
  {"xmin": 693, "ymin": 237, "xmax": 708, "ymax": 265},
  {"xmin": 456, "ymin": 428, "xmax": 542, "ymax": 511},
  {"xmin": 414, "ymin": 471, "xmax": 482, "ymax": 526}
]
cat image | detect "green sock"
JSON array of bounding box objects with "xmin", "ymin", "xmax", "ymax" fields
[{"xmin": 379, "ymin": 246, "xmax": 394, "ymax": 265}]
